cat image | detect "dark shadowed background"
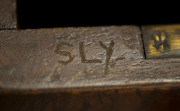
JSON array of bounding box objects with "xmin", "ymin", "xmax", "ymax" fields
[{"xmin": 17, "ymin": 0, "xmax": 180, "ymax": 29}]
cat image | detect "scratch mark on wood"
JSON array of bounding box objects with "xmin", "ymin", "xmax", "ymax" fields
[
  {"xmin": 9, "ymin": 66, "xmax": 16, "ymax": 75},
  {"xmin": 110, "ymin": 56, "xmax": 125, "ymax": 68},
  {"xmin": 99, "ymin": 40, "xmax": 115, "ymax": 74},
  {"xmin": 79, "ymin": 41, "xmax": 102, "ymax": 63}
]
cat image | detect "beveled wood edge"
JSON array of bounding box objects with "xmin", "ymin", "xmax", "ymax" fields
[{"xmin": 1, "ymin": 81, "xmax": 180, "ymax": 94}]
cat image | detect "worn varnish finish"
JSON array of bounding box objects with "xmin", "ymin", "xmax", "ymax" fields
[
  {"xmin": 1, "ymin": 26, "xmax": 180, "ymax": 111},
  {"xmin": 1, "ymin": 83, "xmax": 180, "ymax": 111},
  {"xmin": 0, "ymin": 0, "xmax": 17, "ymax": 29}
]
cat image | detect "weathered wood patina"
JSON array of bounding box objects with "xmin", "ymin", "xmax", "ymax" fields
[{"xmin": 1, "ymin": 1, "xmax": 180, "ymax": 111}]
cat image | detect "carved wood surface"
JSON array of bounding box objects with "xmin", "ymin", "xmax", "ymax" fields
[
  {"xmin": 1, "ymin": 26, "xmax": 180, "ymax": 93},
  {"xmin": 1, "ymin": 1, "xmax": 180, "ymax": 110}
]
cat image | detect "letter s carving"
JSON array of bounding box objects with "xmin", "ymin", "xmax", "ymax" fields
[{"xmin": 55, "ymin": 42, "xmax": 75, "ymax": 65}]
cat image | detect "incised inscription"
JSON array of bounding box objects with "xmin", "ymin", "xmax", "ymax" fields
[{"xmin": 55, "ymin": 40, "xmax": 122, "ymax": 74}]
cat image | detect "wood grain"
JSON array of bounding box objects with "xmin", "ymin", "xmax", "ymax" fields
[
  {"xmin": 0, "ymin": 0, "xmax": 17, "ymax": 29},
  {"xmin": 1, "ymin": 26, "xmax": 180, "ymax": 110},
  {"xmin": 1, "ymin": 26, "xmax": 180, "ymax": 90},
  {"xmin": 1, "ymin": 83, "xmax": 180, "ymax": 111},
  {"xmin": 0, "ymin": 26, "xmax": 143, "ymax": 90}
]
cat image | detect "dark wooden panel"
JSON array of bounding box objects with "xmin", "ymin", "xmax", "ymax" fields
[
  {"xmin": 1, "ymin": 83, "xmax": 180, "ymax": 111},
  {"xmin": 0, "ymin": 0, "xmax": 17, "ymax": 29}
]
